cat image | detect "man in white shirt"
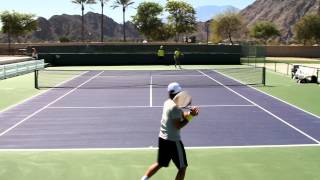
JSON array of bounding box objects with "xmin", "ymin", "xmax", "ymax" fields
[{"xmin": 141, "ymin": 82, "xmax": 199, "ymax": 180}]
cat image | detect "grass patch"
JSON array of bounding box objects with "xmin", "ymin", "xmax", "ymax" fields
[
  {"xmin": 258, "ymin": 71, "xmax": 320, "ymax": 116},
  {"xmin": 0, "ymin": 146, "xmax": 319, "ymax": 180},
  {"xmin": 0, "ymin": 73, "xmax": 43, "ymax": 111},
  {"xmin": 266, "ymin": 57, "xmax": 320, "ymax": 64}
]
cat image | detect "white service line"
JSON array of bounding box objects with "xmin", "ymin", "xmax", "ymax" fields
[
  {"xmin": 186, "ymin": 143, "xmax": 320, "ymax": 150},
  {"xmin": 198, "ymin": 70, "xmax": 320, "ymax": 144},
  {"xmin": 47, "ymin": 104, "xmax": 255, "ymax": 109},
  {"xmin": 0, "ymin": 71, "xmax": 104, "ymax": 138},
  {"xmin": 153, "ymin": 74, "xmax": 204, "ymax": 77}
]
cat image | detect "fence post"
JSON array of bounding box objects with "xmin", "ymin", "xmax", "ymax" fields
[
  {"xmin": 1, "ymin": 66, "xmax": 4, "ymax": 80},
  {"xmin": 16, "ymin": 64, "xmax": 18, "ymax": 75},
  {"xmin": 34, "ymin": 70, "xmax": 39, "ymax": 89},
  {"xmin": 4, "ymin": 65, "xmax": 6, "ymax": 79},
  {"xmin": 317, "ymin": 69, "xmax": 320, "ymax": 84},
  {"xmin": 262, "ymin": 67, "xmax": 266, "ymax": 86}
]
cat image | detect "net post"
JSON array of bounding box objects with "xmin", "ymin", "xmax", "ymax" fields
[
  {"xmin": 317, "ymin": 68, "xmax": 320, "ymax": 85},
  {"xmin": 262, "ymin": 67, "xmax": 266, "ymax": 86},
  {"xmin": 34, "ymin": 70, "xmax": 39, "ymax": 89},
  {"xmin": 263, "ymin": 45, "xmax": 266, "ymax": 68}
]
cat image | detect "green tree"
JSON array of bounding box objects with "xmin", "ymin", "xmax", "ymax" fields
[
  {"xmin": 294, "ymin": 20, "xmax": 310, "ymax": 45},
  {"xmin": 294, "ymin": 14, "xmax": 320, "ymax": 45},
  {"xmin": 165, "ymin": 0, "xmax": 197, "ymax": 42},
  {"xmin": 154, "ymin": 24, "xmax": 176, "ymax": 41},
  {"xmin": 250, "ymin": 21, "xmax": 280, "ymax": 44},
  {"xmin": 112, "ymin": 0, "xmax": 134, "ymax": 42},
  {"xmin": 211, "ymin": 11, "xmax": 243, "ymax": 45},
  {"xmin": 98, "ymin": 0, "xmax": 109, "ymax": 42},
  {"xmin": 59, "ymin": 36, "xmax": 71, "ymax": 42},
  {"xmin": 71, "ymin": 0, "xmax": 96, "ymax": 42},
  {"xmin": 0, "ymin": 11, "xmax": 37, "ymax": 54},
  {"xmin": 132, "ymin": 2, "xmax": 164, "ymax": 41}
]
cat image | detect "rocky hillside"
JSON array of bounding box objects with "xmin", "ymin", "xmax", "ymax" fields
[
  {"xmin": 32, "ymin": 12, "xmax": 142, "ymax": 42},
  {"xmin": 240, "ymin": 0, "xmax": 320, "ymax": 40}
]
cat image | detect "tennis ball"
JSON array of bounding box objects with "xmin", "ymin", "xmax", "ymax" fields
[{"xmin": 186, "ymin": 114, "xmax": 193, "ymax": 122}]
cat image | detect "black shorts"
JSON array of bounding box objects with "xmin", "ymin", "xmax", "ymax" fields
[
  {"xmin": 157, "ymin": 137, "xmax": 188, "ymax": 169},
  {"xmin": 157, "ymin": 56, "xmax": 166, "ymax": 65},
  {"xmin": 158, "ymin": 56, "xmax": 164, "ymax": 60}
]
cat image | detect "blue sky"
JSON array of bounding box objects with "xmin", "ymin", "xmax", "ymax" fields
[{"xmin": 0, "ymin": 0, "xmax": 255, "ymax": 23}]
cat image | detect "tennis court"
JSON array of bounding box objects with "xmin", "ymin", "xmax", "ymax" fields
[{"xmin": 0, "ymin": 67, "xmax": 319, "ymax": 149}]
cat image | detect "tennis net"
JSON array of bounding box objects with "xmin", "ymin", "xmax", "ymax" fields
[{"xmin": 34, "ymin": 67, "xmax": 266, "ymax": 89}]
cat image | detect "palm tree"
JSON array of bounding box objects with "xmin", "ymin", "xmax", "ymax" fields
[
  {"xmin": 71, "ymin": 0, "xmax": 96, "ymax": 42},
  {"xmin": 99, "ymin": 0, "xmax": 109, "ymax": 42},
  {"xmin": 112, "ymin": 0, "xmax": 134, "ymax": 42}
]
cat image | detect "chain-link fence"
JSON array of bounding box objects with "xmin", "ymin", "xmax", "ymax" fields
[{"xmin": 241, "ymin": 44, "xmax": 320, "ymax": 84}]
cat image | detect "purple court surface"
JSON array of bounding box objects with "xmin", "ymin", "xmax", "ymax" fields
[{"xmin": 0, "ymin": 70, "xmax": 319, "ymax": 149}]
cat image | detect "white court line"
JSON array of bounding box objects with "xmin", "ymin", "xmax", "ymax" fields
[
  {"xmin": 214, "ymin": 69, "xmax": 320, "ymax": 119},
  {"xmin": 198, "ymin": 70, "xmax": 320, "ymax": 144},
  {"xmin": 150, "ymin": 75, "xmax": 153, "ymax": 107},
  {"xmin": 0, "ymin": 71, "xmax": 89, "ymax": 114},
  {"xmin": 0, "ymin": 144, "xmax": 318, "ymax": 152},
  {"xmin": 0, "ymin": 71, "xmax": 104, "ymax": 138},
  {"xmin": 47, "ymin": 104, "xmax": 255, "ymax": 109},
  {"xmin": 87, "ymin": 74, "xmax": 205, "ymax": 78},
  {"xmin": 153, "ymin": 74, "xmax": 204, "ymax": 77}
]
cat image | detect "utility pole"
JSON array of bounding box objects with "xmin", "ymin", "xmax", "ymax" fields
[
  {"xmin": 8, "ymin": 17, "xmax": 12, "ymax": 55},
  {"xmin": 100, "ymin": 0, "xmax": 104, "ymax": 42},
  {"xmin": 205, "ymin": 19, "xmax": 212, "ymax": 45}
]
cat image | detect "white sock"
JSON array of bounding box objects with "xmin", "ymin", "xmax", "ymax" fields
[{"xmin": 141, "ymin": 175, "xmax": 148, "ymax": 180}]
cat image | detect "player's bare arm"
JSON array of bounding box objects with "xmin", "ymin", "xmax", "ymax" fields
[{"xmin": 175, "ymin": 107, "xmax": 200, "ymax": 129}]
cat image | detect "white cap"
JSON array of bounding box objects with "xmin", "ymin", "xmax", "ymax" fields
[{"xmin": 167, "ymin": 82, "xmax": 182, "ymax": 94}]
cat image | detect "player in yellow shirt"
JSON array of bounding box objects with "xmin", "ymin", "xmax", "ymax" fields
[
  {"xmin": 174, "ymin": 48, "xmax": 183, "ymax": 69},
  {"xmin": 157, "ymin": 45, "xmax": 166, "ymax": 65}
]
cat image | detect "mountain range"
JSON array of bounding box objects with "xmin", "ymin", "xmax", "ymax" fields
[
  {"xmin": 240, "ymin": 0, "xmax": 320, "ymax": 40},
  {"xmin": 32, "ymin": 12, "xmax": 142, "ymax": 42},
  {"xmin": 0, "ymin": 5, "xmax": 239, "ymax": 42},
  {"xmin": 1, "ymin": 1, "xmax": 319, "ymax": 42}
]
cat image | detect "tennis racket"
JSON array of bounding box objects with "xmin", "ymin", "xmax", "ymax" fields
[
  {"xmin": 173, "ymin": 91, "xmax": 199, "ymax": 121},
  {"xmin": 173, "ymin": 91, "xmax": 192, "ymax": 110}
]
